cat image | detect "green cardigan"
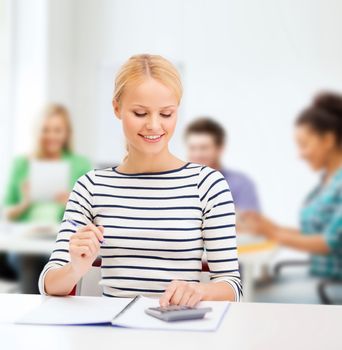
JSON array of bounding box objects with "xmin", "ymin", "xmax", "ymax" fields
[{"xmin": 3, "ymin": 152, "xmax": 92, "ymax": 223}]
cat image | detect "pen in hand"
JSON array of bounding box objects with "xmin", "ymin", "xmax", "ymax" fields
[{"xmin": 67, "ymin": 219, "xmax": 106, "ymax": 245}]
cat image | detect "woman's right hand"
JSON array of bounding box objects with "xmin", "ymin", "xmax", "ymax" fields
[{"xmin": 69, "ymin": 224, "xmax": 104, "ymax": 278}]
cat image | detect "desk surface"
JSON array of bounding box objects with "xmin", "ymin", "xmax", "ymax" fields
[
  {"xmin": 0, "ymin": 224, "xmax": 277, "ymax": 259},
  {"xmin": 0, "ymin": 294, "xmax": 341, "ymax": 350}
]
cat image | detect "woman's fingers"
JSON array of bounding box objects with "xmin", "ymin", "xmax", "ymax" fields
[
  {"xmin": 169, "ymin": 285, "xmax": 186, "ymax": 305},
  {"xmin": 160, "ymin": 281, "xmax": 201, "ymax": 307},
  {"xmin": 78, "ymin": 224, "xmax": 104, "ymax": 242},
  {"xmin": 160, "ymin": 281, "xmax": 205, "ymax": 307},
  {"xmin": 70, "ymin": 232, "xmax": 99, "ymax": 256},
  {"xmin": 178, "ymin": 290, "xmax": 193, "ymax": 306},
  {"xmin": 72, "ymin": 232, "xmax": 100, "ymax": 250},
  {"xmin": 69, "ymin": 223, "xmax": 104, "ymax": 265},
  {"xmin": 72, "ymin": 237, "xmax": 98, "ymax": 255},
  {"xmin": 240, "ymin": 211, "xmax": 258, "ymax": 220},
  {"xmin": 70, "ymin": 244, "xmax": 91, "ymax": 258},
  {"xmin": 187, "ymin": 293, "xmax": 202, "ymax": 308},
  {"xmin": 159, "ymin": 281, "xmax": 178, "ymax": 307},
  {"xmin": 80, "ymin": 238, "xmax": 98, "ymax": 256}
]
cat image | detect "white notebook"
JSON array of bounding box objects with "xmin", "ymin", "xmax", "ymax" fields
[
  {"xmin": 16, "ymin": 295, "xmax": 230, "ymax": 332},
  {"xmin": 30, "ymin": 160, "xmax": 69, "ymax": 201}
]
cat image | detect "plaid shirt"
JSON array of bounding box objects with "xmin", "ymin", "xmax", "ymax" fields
[{"xmin": 300, "ymin": 167, "xmax": 342, "ymax": 280}]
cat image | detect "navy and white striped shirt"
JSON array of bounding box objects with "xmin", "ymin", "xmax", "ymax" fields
[{"xmin": 39, "ymin": 162, "xmax": 242, "ymax": 300}]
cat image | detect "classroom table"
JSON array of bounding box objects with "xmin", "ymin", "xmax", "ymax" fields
[
  {"xmin": 0, "ymin": 293, "xmax": 341, "ymax": 350},
  {"xmin": 0, "ymin": 224, "xmax": 277, "ymax": 301},
  {"xmin": 0, "ymin": 223, "xmax": 58, "ymax": 254}
]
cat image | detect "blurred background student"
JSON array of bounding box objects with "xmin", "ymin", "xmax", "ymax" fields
[
  {"xmin": 1, "ymin": 103, "xmax": 92, "ymax": 293},
  {"xmin": 184, "ymin": 117, "xmax": 261, "ymax": 213},
  {"xmin": 241, "ymin": 92, "xmax": 342, "ymax": 302}
]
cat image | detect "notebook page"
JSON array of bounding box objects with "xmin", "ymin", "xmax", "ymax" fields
[
  {"xmin": 112, "ymin": 296, "xmax": 230, "ymax": 332},
  {"xmin": 16, "ymin": 296, "xmax": 133, "ymax": 325}
]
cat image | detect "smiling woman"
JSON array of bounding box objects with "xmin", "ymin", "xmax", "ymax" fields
[
  {"xmin": 112, "ymin": 54, "xmax": 182, "ymax": 171},
  {"xmin": 39, "ymin": 54, "xmax": 242, "ymax": 306}
]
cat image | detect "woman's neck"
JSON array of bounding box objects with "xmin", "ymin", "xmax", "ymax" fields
[
  {"xmin": 118, "ymin": 147, "xmax": 185, "ymax": 173},
  {"xmin": 211, "ymin": 161, "xmax": 222, "ymax": 171},
  {"xmin": 323, "ymin": 149, "xmax": 342, "ymax": 182},
  {"xmin": 40, "ymin": 150, "xmax": 62, "ymax": 160}
]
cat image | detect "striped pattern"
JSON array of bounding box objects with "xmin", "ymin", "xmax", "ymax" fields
[{"xmin": 38, "ymin": 162, "xmax": 242, "ymax": 300}]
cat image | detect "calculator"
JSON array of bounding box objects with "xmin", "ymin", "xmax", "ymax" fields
[{"xmin": 145, "ymin": 305, "xmax": 212, "ymax": 322}]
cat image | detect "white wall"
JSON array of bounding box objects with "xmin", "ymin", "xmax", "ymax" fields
[
  {"xmin": 10, "ymin": 0, "xmax": 342, "ymax": 226},
  {"xmin": 0, "ymin": 0, "xmax": 12, "ymax": 200},
  {"xmin": 10, "ymin": 0, "xmax": 49, "ymax": 154},
  {"xmin": 1, "ymin": 0, "xmax": 49, "ymax": 203}
]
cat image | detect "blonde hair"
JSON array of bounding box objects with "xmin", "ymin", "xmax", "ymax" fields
[
  {"xmin": 34, "ymin": 103, "xmax": 73, "ymax": 158},
  {"xmin": 113, "ymin": 54, "xmax": 183, "ymax": 105}
]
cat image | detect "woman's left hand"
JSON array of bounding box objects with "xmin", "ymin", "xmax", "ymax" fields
[{"xmin": 159, "ymin": 280, "xmax": 205, "ymax": 308}]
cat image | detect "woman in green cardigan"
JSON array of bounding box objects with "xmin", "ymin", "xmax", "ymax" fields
[
  {"xmin": 4, "ymin": 104, "xmax": 91, "ymax": 222},
  {"xmin": 2, "ymin": 104, "xmax": 92, "ymax": 292}
]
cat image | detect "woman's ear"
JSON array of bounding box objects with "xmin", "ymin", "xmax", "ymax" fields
[
  {"xmin": 321, "ymin": 131, "xmax": 336, "ymax": 151},
  {"xmin": 112, "ymin": 99, "xmax": 122, "ymax": 120},
  {"xmin": 218, "ymin": 144, "xmax": 225, "ymax": 157}
]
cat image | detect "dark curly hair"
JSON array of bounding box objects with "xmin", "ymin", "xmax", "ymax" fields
[{"xmin": 296, "ymin": 92, "xmax": 342, "ymax": 147}]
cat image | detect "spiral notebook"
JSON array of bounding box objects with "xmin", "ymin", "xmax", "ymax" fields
[{"xmin": 15, "ymin": 295, "xmax": 230, "ymax": 332}]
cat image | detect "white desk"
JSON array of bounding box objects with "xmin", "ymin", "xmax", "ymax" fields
[
  {"xmin": 0, "ymin": 223, "xmax": 56, "ymax": 255},
  {"xmin": 0, "ymin": 294, "xmax": 341, "ymax": 350}
]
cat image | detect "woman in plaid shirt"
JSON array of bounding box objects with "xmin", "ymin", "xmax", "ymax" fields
[{"xmin": 241, "ymin": 92, "xmax": 342, "ymax": 281}]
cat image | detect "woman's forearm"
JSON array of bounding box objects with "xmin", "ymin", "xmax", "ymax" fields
[
  {"xmin": 44, "ymin": 263, "xmax": 82, "ymax": 296},
  {"xmin": 5, "ymin": 202, "xmax": 29, "ymax": 221},
  {"xmin": 199, "ymin": 281, "xmax": 236, "ymax": 301},
  {"xmin": 274, "ymin": 227, "xmax": 330, "ymax": 254}
]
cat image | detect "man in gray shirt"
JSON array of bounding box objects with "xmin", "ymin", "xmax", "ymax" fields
[{"xmin": 184, "ymin": 117, "xmax": 261, "ymax": 212}]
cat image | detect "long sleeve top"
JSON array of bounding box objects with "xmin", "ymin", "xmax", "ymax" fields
[
  {"xmin": 300, "ymin": 167, "xmax": 342, "ymax": 279},
  {"xmin": 38, "ymin": 162, "xmax": 242, "ymax": 300}
]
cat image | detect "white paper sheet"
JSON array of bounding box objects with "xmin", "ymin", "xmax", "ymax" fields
[
  {"xmin": 30, "ymin": 160, "xmax": 69, "ymax": 201},
  {"xmin": 16, "ymin": 296, "xmax": 133, "ymax": 325},
  {"xmin": 113, "ymin": 296, "xmax": 230, "ymax": 332}
]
